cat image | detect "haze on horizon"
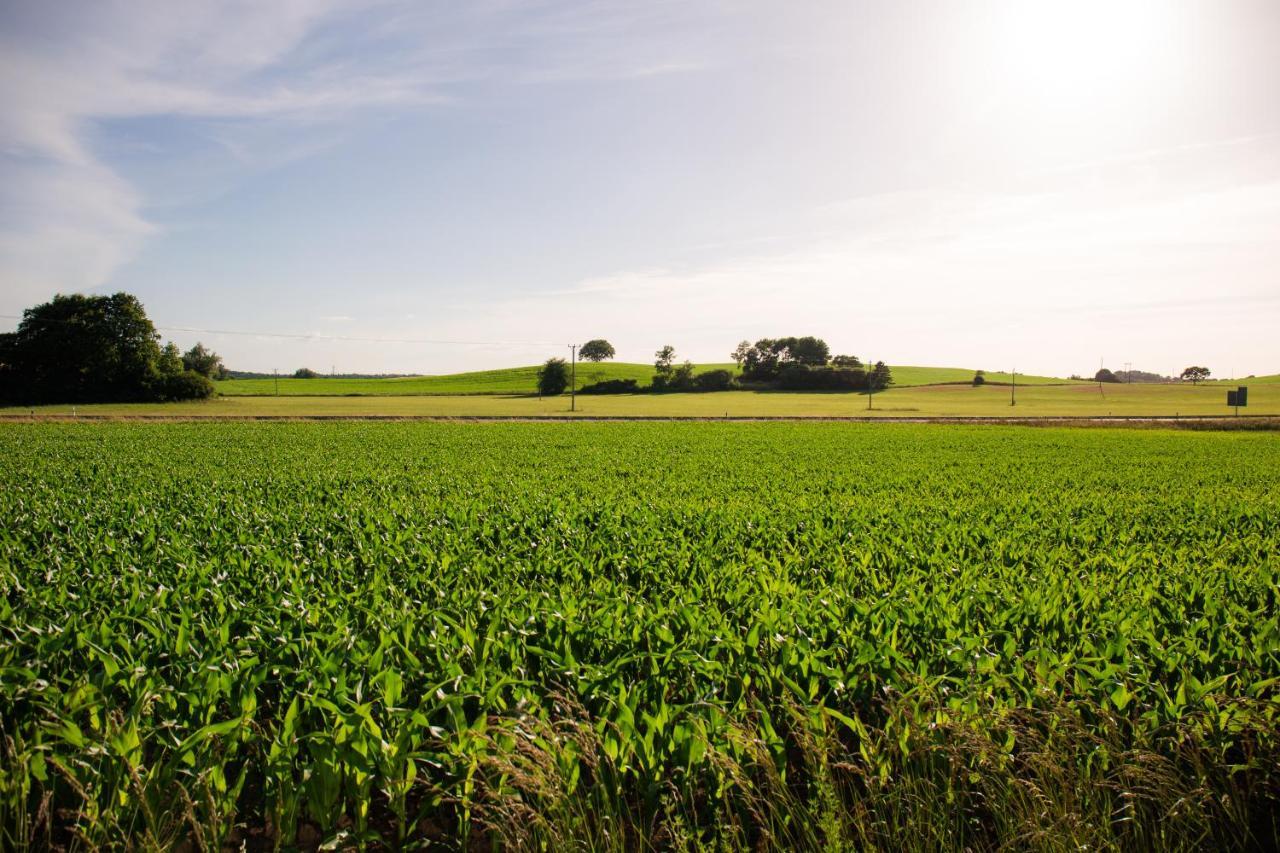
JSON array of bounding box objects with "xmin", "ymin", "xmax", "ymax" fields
[{"xmin": 2, "ymin": 0, "xmax": 1277, "ymax": 378}]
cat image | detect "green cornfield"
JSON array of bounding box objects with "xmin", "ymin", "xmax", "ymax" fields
[{"xmin": 1, "ymin": 422, "xmax": 1277, "ymax": 850}]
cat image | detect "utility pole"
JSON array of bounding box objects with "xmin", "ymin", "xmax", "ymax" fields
[
  {"xmin": 1124, "ymin": 361, "xmax": 1132, "ymax": 384},
  {"xmin": 569, "ymin": 344, "xmax": 577, "ymax": 412},
  {"xmin": 867, "ymin": 357, "xmax": 873, "ymax": 410},
  {"xmin": 1010, "ymin": 367, "xmax": 1016, "ymax": 406}
]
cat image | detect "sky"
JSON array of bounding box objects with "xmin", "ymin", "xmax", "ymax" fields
[{"xmin": 1, "ymin": 0, "xmax": 1278, "ymax": 378}]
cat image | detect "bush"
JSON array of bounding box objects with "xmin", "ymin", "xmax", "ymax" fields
[
  {"xmin": 537, "ymin": 358, "xmax": 569, "ymax": 396},
  {"xmin": 776, "ymin": 364, "xmax": 868, "ymax": 391},
  {"xmin": 693, "ymin": 369, "xmax": 735, "ymax": 391},
  {"xmin": 579, "ymin": 378, "xmax": 640, "ymax": 394},
  {"xmin": 973, "ymin": 370, "xmax": 986, "ymax": 386},
  {"xmin": 152, "ymin": 370, "xmax": 215, "ymax": 401},
  {"xmin": 653, "ymin": 362, "xmax": 696, "ymax": 392},
  {"xmin": 294, "ymin": 367, "xmax": 319, "ymax": 379}
]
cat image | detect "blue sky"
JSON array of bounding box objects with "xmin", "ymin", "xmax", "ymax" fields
[{"xmin": 2, "ymin": 0, "xmax": 1278, "ymax": 376}]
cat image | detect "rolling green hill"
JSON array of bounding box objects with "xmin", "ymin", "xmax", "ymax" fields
[
  {"xmin": 885, "ymin": 366, "xmax": 1084, "ymax": 387},
  {"xmin": 1208, "ymin": 373, "xmax": 1280, "ymax": 385},
  {"xmin": 215, "ymin": 363, "xmax": 738, "ymax": 396},
  {"xmin": 215, "ymin": 363, "xmax": 1080, "ymax": 396}
]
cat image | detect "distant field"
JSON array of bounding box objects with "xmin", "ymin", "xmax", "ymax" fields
[
  {"xmin": 215, "ymin": 362, "xmax": 737, "ymax": 396},
  {"xmin": 8, "ymin": 378, "xmax": 1277, "ymax": 418},
  {"xmin": 214, "ymin": 363, "xmax": 1079, "ymax": 396},
  {"xmin": 885, "ymin": 366, "xmax": 1083, "ymax": 386},
  {"xmin": 1209, "ymin": 373, "xmax": 1280, "ymax": 385}
]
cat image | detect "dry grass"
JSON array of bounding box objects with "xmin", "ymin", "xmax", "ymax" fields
[{"xmin": 467, "ymin": 691, "xmax": 1280, "ymax": 853}]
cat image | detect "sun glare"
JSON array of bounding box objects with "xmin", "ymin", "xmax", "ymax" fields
[{"xmin": 994, "ymin": 0, "xmax": 1178, "ymax": 102}]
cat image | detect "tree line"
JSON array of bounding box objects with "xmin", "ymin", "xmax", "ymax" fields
[
  {"xmin": 0, "ymin": 293, "xmax": 224, "ymax": 404},
  {"xmin": 1079, "ymin": 366, "xmax": 1213, "ymax": 384},
  {"xmin": 537, "ymin": 336, "xmax": 892, "ymax": 395}
]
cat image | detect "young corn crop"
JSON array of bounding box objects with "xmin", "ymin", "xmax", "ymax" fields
[{"xmin": 0, "ymin": 422, "xmax": 1277, "ymax": 850}]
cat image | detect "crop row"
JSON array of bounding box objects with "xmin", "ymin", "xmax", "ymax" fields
[{"xmin": 1, "ymin": 423, "xmax": 1277, "ymax": 849}]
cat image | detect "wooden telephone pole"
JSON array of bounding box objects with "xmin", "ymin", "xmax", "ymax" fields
[{"xmin": 569, "ymin": 344, "xmax": 577, "ymax": 412}]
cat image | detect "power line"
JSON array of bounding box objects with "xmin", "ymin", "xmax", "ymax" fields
[{"xmin": 0, "ymin": 313, "xmax": 557, "ymax": 348}]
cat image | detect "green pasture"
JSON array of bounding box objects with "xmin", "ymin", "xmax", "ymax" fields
[
  {"xmin": 213, "ymin": 363, "xmax": 1081, "ymax": 396},
  {"xmin": 215, "ymin": 362, "xmax": 737, "ymax": 396},
  {"xmin": 8, "ymin": 375, "xmax": 1277, "ymax": 418}
]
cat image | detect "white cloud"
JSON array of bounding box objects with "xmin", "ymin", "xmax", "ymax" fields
[
  {"xmin": 0, "ymin": 0, "xmax": 716, "ymax": 314},
  {"xmin": 0, "ymin": 0, "xmax": 405, "ymax": 310}
]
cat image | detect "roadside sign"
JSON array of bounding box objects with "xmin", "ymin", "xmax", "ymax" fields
[{"xmin": 1228, "ymin": 386, "xmax": 1248, "ymax": 415}]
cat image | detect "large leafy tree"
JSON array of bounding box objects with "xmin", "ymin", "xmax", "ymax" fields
[
  {"xmin": 1180, "ymin": 366, "xmax": 1211, "ymax": 385},
  {"xmin": 3, "ymin": 293, "xmax": 161, "ymax": 403},
  {"xmin": 0, "ymin": 292, "xmax": 212, "ymax": 404},
  {"xmin": 787, "ymin": 336, "xmax": 830, "ymax": 366},
  {"xmin": 579, "ymin": 339, "xmax": 615, "ymax": 362}
]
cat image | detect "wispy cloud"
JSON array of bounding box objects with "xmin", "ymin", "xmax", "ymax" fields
[{"xmin": 0, "ymin": 0, "xmax": 717, "ymax": 312}]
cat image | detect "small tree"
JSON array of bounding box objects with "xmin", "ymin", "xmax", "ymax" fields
[
  {"xmin": 672, "ymin": 361, "xmax": 696, "ymax": 390},
  {"xmin": 1095, "ymin": 368, "xmax": 1119, "ymax": 384},
  {"xmin": 183, "ymin": 343, "xmax": 226, "ymax": 379},
  {"xmin": 738, "ymin": 339, "xmax": 782, "ymax": 380},
  {"xmin": 579, "ymin": 339, "xmax": 615, "ymax": 362},
  {"xmin": 972, "ymin": 369, "xmax": 985, "ymax": 386},
  {"xmin": 294, "ymin": 367, "xmax": 319, "ymax": 379},
  {"xmin": 1180, "ymin": 366, "xmax": 1211, "ymax": 385},
  {"xmin": 869, "ymin": 361, "xmax": 893, "ymax": 390},
  {"xmin": 651, "ymin": 346, "xmax": 679, "ymax": 391},
  {"xmin": 537, "ymin": 358, "xmax": 569, "ymax": 395},
  {"xmin": 159, "ymin": 342, "xmax": 184, "ymax": 376},
  {"xmin": 654, "ymin": 346, "xmax": 676, "ymax": 376},
  {"xmin": 831, "ymin": 354, "xmax": 862, "ymax": 368},
  {"xmin": 731, "ymin": 340, "xmax": 752, "ymax": 368}
]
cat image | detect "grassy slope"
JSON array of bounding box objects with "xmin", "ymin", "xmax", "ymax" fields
[
  {"xmin": 215, "ymin": 363, "xmax": 737, "ymax": 396},
  {"xmin": 889, "ymin": 366, "xmax": 1082, "ymax": 386},
  {"xmin": 215, "ymin": 363, "xmax": 1080, "ymax": 396},
  {"xmin": 1208, "ymin": 373, "xmax": 1280, "ymax": 384},
  {"xmin": 10, "ymin": 380, "xmax": 1278, "ymax": 418}
]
